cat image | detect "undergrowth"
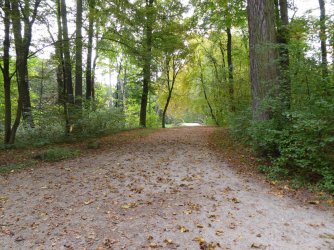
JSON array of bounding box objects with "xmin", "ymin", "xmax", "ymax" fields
[{"xmin": 36, "ymin": 147, "xmax": 81, "ymax": 162}]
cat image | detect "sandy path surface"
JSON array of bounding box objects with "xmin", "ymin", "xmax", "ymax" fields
[{"xmin": 0, "ymin": 127, "xmax": 334, "ymax": 250}]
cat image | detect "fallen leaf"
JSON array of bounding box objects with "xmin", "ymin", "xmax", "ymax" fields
[
  {"xmin": 319, "ymin": 233, "xmax": 334, "ymax": 239},
  {"xmin": 208, "ymin": 214, "xmax": 217, "ymax": 219},
  {"xmin": 183, "ymin": 209, "xmax": 192, "ymax": 215},
  {"xmin": 193, "ymin": 236, "xmax": 206, "ymax": 243},
  {"xmin": 149, "ymin": 242, "xmax": 158, "ymax": 248},
  {"xmin": 147, "ymin": 235, "xmax": 154, "ymax": 241},
  {"xmin": 215, "ymin": 229, "xmax": 224, "ymax": 236},
  {"xmin": 15, "ymin": 236, "xmax": 24, "ymax": 242},
  {"xmin": 251, "ymin": 243, "xmax": 264, "ymax": 248},
  {"xmin": 84, "ymin": 199, "xmax": 95, "ymax": 205},
  {"xmin": 164, "ymin": 239, "xmax": 173, "ymax": 244},
  {"xmin": 0, "ymin": 196, "xmax": 8, "ymax": 203},
  {"xmin": 231, "ymin": 197, "xmax": 240, "ymax": 203},
  {"xmin": 228, "ymin": 222, "xmax": 237, "ymax": 229},
  {"xmin": 327, "ymin": 199, "xmax": 334, "ymax": 206},
  {"xmin": 308, "ymin": 200, "xmax": 320, "ymax": 205},
  {"xmin": 121, "ymin": 203, "xmax": 137, "ymax": 209},
  {"xmin": 179, "ymin": 226, "xmax": 189, "ymax": 233}
]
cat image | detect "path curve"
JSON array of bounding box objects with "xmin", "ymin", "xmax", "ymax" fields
[{"xmin": 0, "ymin": 127, "xmax": 333, "ymax": 249}]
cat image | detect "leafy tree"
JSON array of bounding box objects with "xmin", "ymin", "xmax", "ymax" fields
[{"xmin": 11, "ymin": 0, "xmax": 42, "ymax": 128}]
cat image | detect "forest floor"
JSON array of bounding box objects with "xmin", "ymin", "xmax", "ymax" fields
[{"xmin": 0, "ymin": 126, "xmax": 334, "ymax": 249}]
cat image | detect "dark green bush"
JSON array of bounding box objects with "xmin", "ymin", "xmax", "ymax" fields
[{"xmin": 230, "ymin": 99, "xmax": 334, "ymax": 193}]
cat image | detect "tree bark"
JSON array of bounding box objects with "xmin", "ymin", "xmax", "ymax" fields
[
  {"xmin": 247, "ymin": 0, "xmax": 279, "ymax": 120},
  {"xmin": 199, "ymin": 60, "xmax": 219, "ymax": 126},
  {"xmin": 1, "ymin": 0, "xmax": 12, "ymax": 143},
  {"xmin": 86, "ymin": 0, "xmax": 95, "ymax": 101},
  {"xmin": 319, "ymin": 0, "xmax": 328, "ymax": 78},
  {"xmin": 11, "ymin": 0, "xmax": 40, "ymax": 128},
  {"xmin": 162, "ymin": 57, "xmax": 171, "ymax": 128},
  {"xmin": 9, "ymin": 97, "xmax": 22, "ymax": 144},
  {"xmin": 276, "ymin": 0, "xmax": 291, "ymax": 110},
  {"xmin": 226, "ymin": 27, "xmax": 235, "ymax": 112},
  {"xmin": 140, "ymin": 0, "xmax": 154, "ymax": 127},
  {"xmin": 56, "ymin": 0, "xmax": 65, "ymax": 104},
  {"xmin": 75, "ymin": 0, "xmax": 83, "ymax": 107},
  {"xmin": 60, "ymin": 0, "xmax": 74, "ymax": 104}
]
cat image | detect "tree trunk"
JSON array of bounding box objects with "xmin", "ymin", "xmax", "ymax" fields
[
  {"xmin": 247, "ymin": 0, "xmax": 279, "ymax": 121},
  {"xmin": 56, "ymin": 0, "xmax": 65, "ymax": 104},
  {"xmin": 9, "ymin": 97, "xmax": 22, "ymax": 144},
  {"xmin": 2, "ymin": 0, "xmax": 12, "ymax": 144},
  {"xmin": 86, "ymin": 0, "xmax": 95, "ymax": 101},
  {"xmin": 11, "ymin": 0, "xmax": 39, "ymax": 128},
  {"xmin": 162, "ymin": 57, "xmax": 171, "ymax": 128},
  {"xmin": 276, "ymin": 0, "xmax": 291, "ymax": 110},
  {"xmin": 92, "ymin": 53, "xmax": 98, "ymax": 102},
  {"xmin": 319, "ymin": 0, "xmax": 328, "ymax": 78},
  {"xmin": 162, "ymin": 92, "xmax": 172, "ymax": 128},
  {"xmin": 199, "ymin": 60, "xmax": 219, "ymax": 126},
  {"xmin": 115, "ymin": 62, "xmax": 124, "ymax": 108},
  {"xmin": 60, "ymin": 0, "xmax": 74, "ymax": 104},
  {"xmin": 75, "ymin": 0, "xmax": 83, "ymax": 107},
  {"xmin": 140, "ymin": 0, "xmax": 154, "ymax": 127},
  {"xmin": 226, "ymin": 27, "xmax": 235, "ymax": 112}
]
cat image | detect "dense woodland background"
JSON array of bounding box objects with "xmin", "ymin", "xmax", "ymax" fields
[{"xmin": 0, "ymin": 0, "xmax": 333, "ymax": 192}]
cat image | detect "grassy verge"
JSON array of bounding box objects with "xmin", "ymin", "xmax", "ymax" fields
[{"xmin": 0, "ymin": 160, "xmax": 38, "ymax": 174}]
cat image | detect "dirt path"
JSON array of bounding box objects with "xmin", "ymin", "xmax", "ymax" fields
[{"xmin": 1, "ymin": 127, "xmax": 334, "ymax": 250}]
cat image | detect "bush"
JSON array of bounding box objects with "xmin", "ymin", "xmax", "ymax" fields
[
  {"xmin": 36, "ymin": 147, "xmax": 81, "ymax": 162},
  {"xmin": 230, "ymin": 100, "xmax": 334, "ymax": 193},
  {"xmin": 80, "ymin": 108, "xmax": 126, "ymax": 136}
]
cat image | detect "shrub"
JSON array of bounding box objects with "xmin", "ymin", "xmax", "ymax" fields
[
  {"xmin": 80, "ymin": 108, "xmax": 126, "ymax": 136},
  {"xmin": 36, "ymin": 147, "xmax": 81, "ymax": 162}
]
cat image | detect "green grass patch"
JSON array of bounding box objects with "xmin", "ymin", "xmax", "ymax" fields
[
  {"xmin": 0, "ymin": 160, "xmax": 37, "ymax": 174},
  {"xmin": 36, "ymin": 147, "xmax": 81, "ymax": 162}
]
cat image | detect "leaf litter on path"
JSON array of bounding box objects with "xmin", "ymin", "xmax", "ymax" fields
[{"xmin": 0, "ymin": 127, "xmax": 334, "ymax": 249}]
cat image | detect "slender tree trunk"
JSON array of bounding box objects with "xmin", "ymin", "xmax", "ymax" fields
[
  {"xmin": 319, "ymin": 0, "xmax": 328, "ymax": 78},
  {"xmin": 247, "ymin": 0, "xmax": 279, "ymax": 121},
  {"xmin": 60, "ymin": 0, "xmax": 74, "ymax": 133},
  {"xmin": 9, "ymin": 98, "xmax": 22, "ymax": 144},
  {"xmin": 92, "ymin": 53, "xmax": 98, "ymax": 102},
  {"xmin": 115, "ymin": 62, "xmax": 124, "ymax": 108},
  {"xmin": 276, "ymin": 0, "xmax": 291, "ymax": 110},
  {"xmin": 75, "ymin": 0, "xmax": 83, "ymax": 107},
  {"xmin": 162, "ymin": 92, "xmax": 172, "ymax": 128},
  {"xmin": 38, "ymin": 61, "xmax": 45, "ymax": 110},
  {"xmin": 140, "ymin": 0, "xmax": 154, "ymax": 127},
  {"xmin": 199, "ymin": 60, "xmax": 219, "ymax": 126},
  {"xmin": 226, "ymin": 27, "xmax": 235, "ymax": 112},
  {"xmin": 56, "ymin": 0, "xmax": 65, "ymax": 104},
  {"xmin": 162, "ymin": 57, "xmax": 171, "ymax": 128},
  {"xmin": 2, "ymin": 0, "xmax": 12, "ymax": 144},
  {"xmin": 122, "ymin": 64, "xmax": 127, "ymax": 108},
  {"xmin": 60, "ymin": 0, "xmax": 74, "ymax": 104},
  {"xmin": 86, "ymin": 0, "xmax": 95, "ymax": 102}
]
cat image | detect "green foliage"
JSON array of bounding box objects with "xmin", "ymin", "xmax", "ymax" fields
[
  {"xmin": 80, "ymin": 108, "xmax": 126, "ymax": 136},
  {"xmin": 0, "ymin": 161, "xmax": 37, "ymax": 174},
  {"xmin": 36, "ymin": 147, "xmax": 81, "ymax": 162},
  {"xmin": 232, "ymin": 99, "xmax": 334, "ymax": 193},
  {"xmin": 87, "ymin": 140, "xmax": 101, "ymax": 149}
]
